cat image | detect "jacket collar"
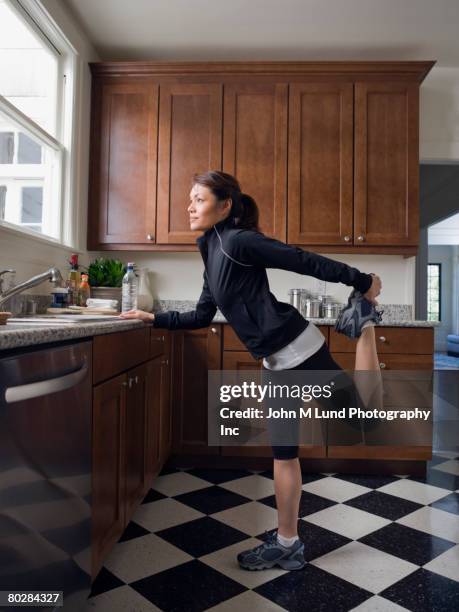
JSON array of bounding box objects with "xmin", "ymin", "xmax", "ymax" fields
[{"xmin": 196, "ymin": 215, "xmax": 235, "ymax": 246}]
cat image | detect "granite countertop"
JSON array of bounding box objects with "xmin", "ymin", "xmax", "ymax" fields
[
  {"xmin": 0, "ymin": 300, "xmax": 439, "ymax": 352},
  {"xmin": 0, "ymin": 318, "xmax": 145, "ymax": 351}
]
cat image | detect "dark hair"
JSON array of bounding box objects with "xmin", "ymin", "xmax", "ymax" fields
[{"xmin": 191, "ymin": 170, "xmax": 260, "ymax": 231}]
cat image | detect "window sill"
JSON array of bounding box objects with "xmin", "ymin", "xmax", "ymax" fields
[{"xmin": 0, "ymin": 221, "xmax": 84, "ymax": 254}]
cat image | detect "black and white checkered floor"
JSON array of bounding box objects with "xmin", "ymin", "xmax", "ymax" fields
[{"xmin": 87, "ymin": 452, "xmax": 459, "ymax": 612}]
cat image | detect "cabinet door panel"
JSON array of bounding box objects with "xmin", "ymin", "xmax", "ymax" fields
[
  {"xmin": 92, "ymin": 374, "xmax": 126, "ymax": 577},
  {"xmin": 354, "ymin": 82, "xmax": 419, "ymax": 246},
  {"xmin": 288, "ymin": 83, "xmax": 353, "ymax": 246},
  {"xmin": 91, "ymin": 80, "xmax": 158, "ymax": 246},
  {"xmin": 157, "ymin": 83, "xmax": 222, "ymax": 243},
  {"xmin": 223, "ymin": 82, "xmax": 287, "ymax": 240},
  {"xmin": 159, "ymin": 353, "xmax": 172, "ymax": 464},
  {"xmin": 171, "ymin": 326, "xmax": 221, "ymax": 454},
  {"xmin": 124, "ymin": 362, "xmax": 149, "ymax": 523},
  {"xmin": 146, "ymin": 357, "xmax": 162, "ymax": 482}
]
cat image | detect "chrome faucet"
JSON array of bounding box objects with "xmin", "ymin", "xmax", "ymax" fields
[{"xmin": 0, "ymin": 267, "xmax": 64, "ymax": 309}]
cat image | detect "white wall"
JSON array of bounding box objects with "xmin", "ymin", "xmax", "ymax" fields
[
  {"xmin": 92, "ymin": 249, "xmax": 415, "ymax": 307},
  {"xmin": 428, "ymin": 245, "xmax": 456, "ymax": 351},
  {"xmin": 420, "ymin": 67, "xmax": 459, "ymax": 161},
  {"xmin": 428, "ymin": 212, "xmax": 459, "ymax": 244}
]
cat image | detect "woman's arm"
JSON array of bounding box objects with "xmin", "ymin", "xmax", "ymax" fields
[
  {"xmin": 234, "ymin": 230, "xmax": 373, "ymax": 294},
  {"xmin": 151, "ymin": 270, "xmax": 217, "ymax": 330}
]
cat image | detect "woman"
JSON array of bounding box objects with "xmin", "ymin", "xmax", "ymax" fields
[{"xmin": 119, "ymin": 170, "xmax": 383, "ymax": 571}]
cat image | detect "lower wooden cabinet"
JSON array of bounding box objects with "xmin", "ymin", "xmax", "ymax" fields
[
  {"xmin": 124, "ymin": 362, "xmax": 149, "ymax": 523},
  {"xmin": 92, "ymin": 328, "xmax": 171, "ymax": 578},
  {"xmin": 92, "ymin": 372, "xmax": 126, "ymax": 578},
  {"xmin": 171, "ymin": 326, "xmax": 221, "ymax": 455},
  {"xmin": 169, "ymin": 323, "xmax": 434, "ymax": 465}
]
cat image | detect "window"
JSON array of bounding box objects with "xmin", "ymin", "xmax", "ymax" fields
[
  {"xmin": 0, "ymin": 0, "xmax": 76, "ymax": 245},
  {"xmin": 0, "ymin": 132, "xmax": 14, "ymax": 163},
  {"xmin": 427, "ymin": 263, "xmax": 441, "ymax": 322}
]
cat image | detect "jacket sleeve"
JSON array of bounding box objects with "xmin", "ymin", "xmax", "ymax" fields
[
  {"xmin": 235, "ymin": 230, "xmax": 373, "ymax": 294},
  {"xmin": 152, "ymin": 270, "xmax": 217, "ymax": 330}
]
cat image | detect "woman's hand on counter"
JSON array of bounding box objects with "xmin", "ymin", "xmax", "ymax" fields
[{"xmin": 117, "ymin": 309, "xmax": 155, "ymax": 323}]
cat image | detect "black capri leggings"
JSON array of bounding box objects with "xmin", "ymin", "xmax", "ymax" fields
[{"xmin": 262, "ymin": 341, "xmax": 370, "ymax": 460}]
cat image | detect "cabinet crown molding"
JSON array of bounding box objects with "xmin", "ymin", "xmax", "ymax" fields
[{"xmin": 90, "ymin": 60, "xmax": 435, "ymax": 82}]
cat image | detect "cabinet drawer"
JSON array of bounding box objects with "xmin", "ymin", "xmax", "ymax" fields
[
  {"xmin": 329, "ymin": 327, "xmax": 433, "ymax": 354},
  {"xmin": 331, "ymin": 352, "xmax": 433, "ymax": 370},
  {"xmin": 93, "ymin": 327, "xmax": 150, "ymax": 384},
  {"xmin": 223, "ymin": 323, "xmax": 329, "ymax": 351},
  {"xmin": 150, "ymin": 329, "xmax": 169, "ymax": 359}
]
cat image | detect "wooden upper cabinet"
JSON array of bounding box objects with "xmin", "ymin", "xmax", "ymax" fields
[
  {"xmin": 156, "ymin": 83, "xmax": 223, "ymax": 243},
  {"xmin": 288, "ymin": 82, "xmax": 354, "ymax": 246},
  {"xmin": 223, "ymin": 83, "xmax": 288, "ymax": 240},
  {"xmin": 354, "ymin": 82, "xmax": 419, "ymax": 246},
  {"xmin": 89, "ymin": 80, "xmax": 158, "ymax": 247},
  {"xmin": 88, "ymin": 61, "xmax": 434, "ymax": 252}
]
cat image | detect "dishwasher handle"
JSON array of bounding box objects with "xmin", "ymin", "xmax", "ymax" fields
[{"xmin": 4, "ymin": 359, "xmax": 89, "ymax": 404}]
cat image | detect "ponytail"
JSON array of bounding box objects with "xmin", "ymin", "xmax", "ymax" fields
[{"xmin": 235, "ymin": 193, "xmax": 259, "ymax": 232}]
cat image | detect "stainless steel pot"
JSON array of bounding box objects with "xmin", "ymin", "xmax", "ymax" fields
[
  {"xmin": 323, "ymin": 303, "xmax": 342, "ymax": 318},
  {"xmin": 303, "ymin": 298, "xmax": 322, "ymax": 318},
  {"xmin": 288, "ymin": 289, "xmax": 303, "ymax": 310}
]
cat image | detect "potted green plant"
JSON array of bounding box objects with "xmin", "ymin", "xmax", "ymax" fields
[{"xmin": 85, "ymin": 258, "xmax": 129, "ymax": 310}]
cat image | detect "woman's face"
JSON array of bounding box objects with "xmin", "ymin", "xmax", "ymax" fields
[{"xmin": 188, "ymin": 184, "xmax": 231, "ymax": 232}]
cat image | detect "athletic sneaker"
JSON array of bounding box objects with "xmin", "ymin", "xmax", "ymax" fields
[
  {"xmin": 334, "ymin": 289, "xmax": 384, "ymax": 339},
  {"xmin": 237, "ymin": 530, "xmax": 306, "ymax": 571}
]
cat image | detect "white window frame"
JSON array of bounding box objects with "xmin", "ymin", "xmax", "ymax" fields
[{"xmin": 0, "ymin": 0, "xmax": 79, "ymax": 248}]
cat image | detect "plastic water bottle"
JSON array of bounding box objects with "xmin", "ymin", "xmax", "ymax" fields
[{"xmin": 122, "ymin": 262, "xmax": 138, "ymax": 312}]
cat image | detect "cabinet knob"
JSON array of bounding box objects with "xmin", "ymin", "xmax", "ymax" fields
[
  {"xmin": 378, "ymin": 336, "xmax": 386, "ymax": 342},
  {"xmin": 343, "ymin": 235, "xmax": 351, "ymax": 242},
  {"xmin": 211, "ymin": 327, "xmax": 217, "ymax": 334},
  {"xmin": 357, "ymin": 235, "xmax": 365, "ymax": 242},
  {"xmin": 128, "ymin": 377, "xmax": 133, "ymax": 388},
  {"xmin": 379, "ymin": 362, "xmax": 386, "ymax": 369},
  {"xmin": 146, "ymin": 234, "xmax": 154, "ymax": 241},
  {"xmin": 161, "ymin": 335, "xmax": 165, "ymax": 341},
  {"xmin": 134, "ymin": 375, "xmax": 139, "ymax": 384}
]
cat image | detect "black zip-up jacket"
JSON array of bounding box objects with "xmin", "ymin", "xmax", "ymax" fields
[{"xmin": 153, "ymin": 216, "xmax": 373, "ymax": 360}]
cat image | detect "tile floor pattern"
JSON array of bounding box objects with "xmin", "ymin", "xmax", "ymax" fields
[{"xmin": 87, "ymin": 452, "xmax": 459, "ymax": 612}]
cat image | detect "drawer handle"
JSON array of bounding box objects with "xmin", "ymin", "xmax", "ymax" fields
[
  {"xmin": 211, "ymin": 327, "xmax": 217, "ymax": 334},
  {"xmin": 379, "ymin": 362, "xmax": 386, "ymax": 369},
  {"xmin": 134, "ymin": 375, "xmax": 139, "ymax": 384},
  {"xmin": 161, "ymin": 335, "xmax": 165, "ymax": 341},
  {"xmin": 128, "ymin": 377, "xmax": 134, "ymax": 389},
  {"xmin": 379, "ymin": 336, "xmax": 386, "ymax": 342}
]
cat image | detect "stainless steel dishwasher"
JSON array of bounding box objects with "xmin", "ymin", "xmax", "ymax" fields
[{"xmin": 0, "ymin": 340, "xmax": 92, "ymax": 611}]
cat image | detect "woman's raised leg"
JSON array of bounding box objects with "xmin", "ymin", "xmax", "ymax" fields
[{"xmin": 354, "ymin": 324, "xmax": 384, "ymax": 411}]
